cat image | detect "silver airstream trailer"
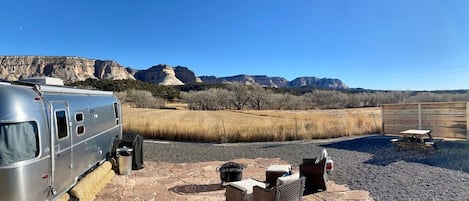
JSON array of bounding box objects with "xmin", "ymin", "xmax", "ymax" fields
[{"xmin": 0, "ymin": 78, "xmax": 122, "ymax": 201}]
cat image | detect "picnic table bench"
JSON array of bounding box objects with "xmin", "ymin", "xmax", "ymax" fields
[{"xmin": 391, "ymin": 129, "xmax": 437, "ymax": 150}]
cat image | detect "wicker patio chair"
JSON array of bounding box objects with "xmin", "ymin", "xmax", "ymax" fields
[
  {"xmin": 252, "ymin": 174, "xmax": 305, "ymax": 201},
  {"xmin": 299, "ymin": 157, "xmax": 327, "ymax": 193},
  {"xmin": 265, "ymin": 164, "xmax": 292, "ymax": 188}
]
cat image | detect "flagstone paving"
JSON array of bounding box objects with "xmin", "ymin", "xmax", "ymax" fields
[{"xmin": 94, "ymin": 158, "xmax": 372, "ymax": 201}]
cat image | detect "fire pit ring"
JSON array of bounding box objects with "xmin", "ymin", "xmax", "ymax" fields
[{"xmin": 216, "ymin": 162, "xmax": 245, "ymax": 184}]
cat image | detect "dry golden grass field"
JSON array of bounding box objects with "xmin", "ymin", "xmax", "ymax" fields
[{"xmin": 122, "ymin": 105, "xmax": 382, "ymax": 142}]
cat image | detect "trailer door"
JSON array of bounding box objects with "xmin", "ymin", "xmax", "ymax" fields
[{"xmin": 51, "ymin": 102, "xmax": 74, "ymax": 195}]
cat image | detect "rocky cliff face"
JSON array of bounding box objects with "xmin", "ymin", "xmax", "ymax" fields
[
  {"xmin": 0, "ymin": 56, "xmax": 134, "ymax": 82},
  {"xmin": 289, "ymin": 77, "xmax": 349, "ymax": 89},
  {"xmin": 0, "ymin": 56, "xmax": 198, "ymax": 86},
  {"xmin": 174, "ymin": 66, "xmax": 199, "ymax": 84},
  {"xmin": 134, "ymin": 64, "xmax": 184, "ymax": 85},
  {"xmin": 199, "ymin": 74, "xmax": 289, "ymax": 88},
  {"xmin": 199, "ymin": 75, "xmax": 347, "ymax": 89},
  {"xmin": 0, "ymin": 56, "xmax": 349, "ymax": 89}
]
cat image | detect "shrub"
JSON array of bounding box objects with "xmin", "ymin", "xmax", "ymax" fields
[{"xmin": 116, "ymin": 90, "xmax": 164, "ymax": 108}]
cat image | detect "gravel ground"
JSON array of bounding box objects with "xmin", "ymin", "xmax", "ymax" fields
[{"xmin": 143, "ymin": 135, "xmax": 469, "ymax": 201}]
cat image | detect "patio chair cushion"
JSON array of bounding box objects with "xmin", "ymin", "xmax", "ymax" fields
[
  {"xmin": 277, "ymin": 173, "xmax": 300, "ymax": 186},
  {"xmin": 266, "ymin": 164, "xmax": 292, "ymax": 173},
  {"xmin": 229, "ymin": 179, "xmax": 266, "ymax": 194},
  {"xmin": 225, "ymin": 179, "xmax": 266, "ymax": 201}
]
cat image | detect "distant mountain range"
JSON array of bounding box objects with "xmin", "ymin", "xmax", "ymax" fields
[
  {"xmin": 0, "ymin": 56, "xmax": 348, "ymax": 89},
  {"xmin": 199, "ymin": 75, "xmax": 348, "ymax": 89}
]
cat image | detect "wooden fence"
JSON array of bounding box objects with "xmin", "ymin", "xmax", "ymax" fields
[{"xmin": 382, "ymin": 102, "xmax": 469, "ymax": 140}]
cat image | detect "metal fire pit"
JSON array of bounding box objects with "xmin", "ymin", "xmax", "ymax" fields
[{"xmin": 216, "ymin": 162, "xmax": 245, "ymax": 185}]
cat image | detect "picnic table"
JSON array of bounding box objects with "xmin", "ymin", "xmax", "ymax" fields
[{"xmin": 391, "ymin": 129, "xmax": 437, "ymax": 150}]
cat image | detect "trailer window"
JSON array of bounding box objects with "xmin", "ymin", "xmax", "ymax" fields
[
  {"xmin": 0, "ymin": 121, "xmax": 39, "ymax": 165},
  {"xmin": 56, "ymin": 111, "xmax": 68, "ymax": 139},
  {"xmin": 75, "ymin": 112, "xmax": 84, "ymax": 122},
  {"xmin": 76, "ymin": 125, "xmax": 85, "ymax": 135}
]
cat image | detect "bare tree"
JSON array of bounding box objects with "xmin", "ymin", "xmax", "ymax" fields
[
  {"xmin": 181, "ymin": 83, "xmax": 469, "ymax": 110},
  {"xmin": 227, "ymin": 83, "xmax": 251, "ymax": 110},
  {"xmin": 249, "ymin": 84, "xmax": 269, "ymax": 110},
  {"xmin": 181, "ymin": 88, "xmax": 232, "ymax": 110},
  {"xmin": 125, "ymin": 90, "xmax": 164, "ymax": 108},
  {"xmin": 212, "ymin": 88, "xmax": 231, "ymax": 109},
  {"xmin": 278, "ymin": 93, "xmax": 305, "ymax": 110}
]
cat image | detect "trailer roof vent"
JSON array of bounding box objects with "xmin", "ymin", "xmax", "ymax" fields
[{"xmin": 20, "ymin": 77, "xmax": 64, "ymax": 86}]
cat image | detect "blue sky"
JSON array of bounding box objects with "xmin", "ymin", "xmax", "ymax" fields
[{"xmin": 1, "ymin": 0, "xmax": 468, "ymax": 90}]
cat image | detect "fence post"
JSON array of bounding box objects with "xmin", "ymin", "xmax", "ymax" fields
[
  {"xmin": 466, "ymin": 102, "xmax": 469, "ymax": 141},
  {"xmin": 295, "ymin": 117, "xmax": 298, "ymax": 139},
  {"xmin": 381, "ymin": 105, "xmax": 384, "ymax": 135},
  {"xmin": 418, "ymin": 103, "xmax": 422, "ymax": 130}
]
